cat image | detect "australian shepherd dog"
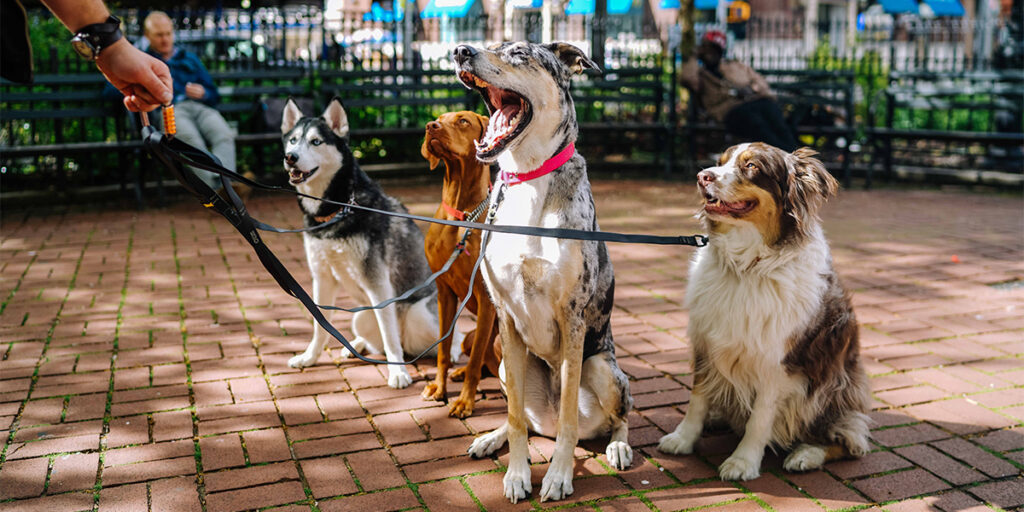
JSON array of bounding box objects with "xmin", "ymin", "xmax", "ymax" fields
[{"xmin": 659, "ymin": 143, "xmax": 871, "ymax": 481}]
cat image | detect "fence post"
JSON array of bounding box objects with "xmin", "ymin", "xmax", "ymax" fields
[{"xmin": 665, "ymin": 45, "xmax": 678, "ymax": 178}]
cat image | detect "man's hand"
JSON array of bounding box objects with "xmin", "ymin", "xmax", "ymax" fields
[
  {"xmin": 185, "ymin": 82, "xmax": 206, "ymax": 100},
  {"xmin": 95, "ymin": 39, "xmax": 173, "ymax": 112}
]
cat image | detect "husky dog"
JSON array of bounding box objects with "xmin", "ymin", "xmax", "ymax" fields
[
  {"xmin": 280, "ymin": 98, "xmax": 461, "ymax": 389},
  {"xmin": 454, "ymin": 42, "xmax": 633, "ymax": 503},
  {"xmin": 658, "ymin": 143, "xmax": 871, "ymax": 480}
]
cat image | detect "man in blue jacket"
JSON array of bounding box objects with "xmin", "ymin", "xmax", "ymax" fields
[{"xmin": 144, "ymin": 10, "xmax": 235, "ymax": 190}]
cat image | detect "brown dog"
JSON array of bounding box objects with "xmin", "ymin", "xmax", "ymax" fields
[{"xmin": 420, "ymin": 111, "xmax": 501, "ymax": 418}]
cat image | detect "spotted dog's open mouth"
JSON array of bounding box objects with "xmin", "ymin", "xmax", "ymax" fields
[
  {"xmin": 287, "ymin": 166, "xmax": 318, "ymax": 185},
  {"xmin": 458, "ymin": 71, "xmax": 531, "ymax": 159},
  {"xmin": 704, "ymin": 192, "xmax": 757, "ymax": 216}
]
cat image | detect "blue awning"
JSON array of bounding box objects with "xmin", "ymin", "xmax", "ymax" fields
[
  {"xmin": 420, "ymin": 0, "xmax": 475, "ymax": 18},
  {"xmin": 564, "ymin": 0, "xmax": 635, "ymax": 15},
  {"xmin": 923, "ymin": 0, "xmax": 964, "ymax": 16},
  {"xmin": 661, "ymin": 0, "xmax": 681, "ymax": 7},
  {"xmin": 695, "ymin": 0, "xmax": 719, "ymax": 10},
  {"xmin": 362, "ymin": 1, "xmax": 404, "ymax": 22},
  {"xmin": 879, "ymin": 0, "xmax": 919, "ymax": 14},
  {"xmin": 509, "ymin": 0, "xmax": 543, "ymax": 8}
]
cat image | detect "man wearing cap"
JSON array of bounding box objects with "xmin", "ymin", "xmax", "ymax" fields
[{"xmin": 680, "ymin": 30, "xmax": 797, "ymax": 152}]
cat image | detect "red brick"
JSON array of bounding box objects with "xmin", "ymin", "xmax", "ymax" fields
[
  {"xmin": 894, "ymin": 444, "xmax": 985, "ymax": 485},
  {"xmin": 150, "ymin": 475, "xmax": 202, "ymax": 512},
  {"xmin": 616, "ymin": 455, "xmax": 675, "ymax": 490},
  {"xmin": 418, "ymin": 478, "xmax": 479, "ymax": 511},
  {"xmin": 853, "ymin": 468, "xmax": 949, "ymax": 502},
  {"xmin": 317, "ymin": 392, "xmax": 364, "ymax": 420},
  {"xmin": 204, "ymin": 461, "xmax": 299, "ymax": 493},
  {"xmin": 903, "ymin": 399, "xmax": 1017, "ymax": 435},
  {"xmin": 318, "ymin": 487, "xmax": 419, "ymax": 512},
  {"xmin": 98, "ymin": 483, "xmax": 148, "ymax": 512},
  {"xmin": 464, "ymin": 471, "xmax": 535, "ymax": 511},
  {"xmin": 0, "ymin": 491, "xmax": 94, "ymax": 512},
  {"xmin": 229, "ymin": 377, "xmax": 272, "ymax": 403},
  {"xmin": 742, "ymin": 473, "xmax": 822, "ymax": 512},
  {"xmin": 969, "ymin": 479, "xmax": 1024, "ymax": 508},
  {"xmin": 825, "ymin": 450, "xmax": 913, "ymax": 479},
  {"xmin": 971, "ymin": 387, "xmax": 1024, "ymax": 408},
  {"xmin": 391, "ymin": 436, "xmax": 477, "ymax": 465},
  {"xmin": 300, "ymin": 456, "xmax": 358, "ymax": 498},
  {"xmin": 152, "ymin": 363, "xmax": 188, "ymax": 386},
  {"xmin": 647, "ymin": 480, "xmax": 748, "ymax": 510},
  {"xmin": 872, "ymin": 423, "xmax": 950, "ymax": 447},
  {"xmin": 288, "ymin": 418, "xmax": 372, "ymax": 442},
  {"xmin": 875, "ymin": 385, "xmax": 948, "ymax": 407},
  {"xmin": 102, "ymin": 456, "xmax": 196, "ymax": 485},
  {"xmin": 348, "ymin": 449, "xmax": 405, "ymax": 491},
  {"xmin": 153, "ymin": 410, "xmax": 193, "ymax": 441},
  {"xmin": 112, "ymin": 384, "xmax": 189, "ymax": 404},
  {"xmin": 200, "ymin": 433, "xmax": 246, "ymax": 471},
  {"xmin": 292, "ymin": 433, "xmax": 380, "ymax": 459},
  {"xmin": 786, "ymin": 471, "xmax": 867, "ymax": 509},
  {"xmin": 198, "ymin": 413, "xmax": 281, "ymax": 436},
  {"xmin": 198, "ymin": 400, "xmax": 276, "ymax": 421},
  {"xmin": 277, "ymin": 396, "xmax": 322, "ymax": 425},
  {"xmin": 204, "ymin": 481, "xmax": 307, "ymax": 512},
  {"xmin": 243, "ymin": 428, "xmax": 291, "ymax": 463},
  {"xmin": 0, "ymin": 457, "xmax": 49, "ymax": 499},
  {"xmin": 106, "ymin": 415, "xmax": 149, "ymax": 448},
  {"xmin": 113, "ymin": 367, "xmax": 149, "ymax": 390},
  {"xmin": 633, "ymin": 388, "xmax": 692, "ymax": 409},
  {"xmin": 111, "ymin": 395, "xmax": 190, "ymax": 416},
  {"xmin": 974, "ymin": 427, "xmax": 1024, "ymax": 452},
  {"xmin": 412, "ymin": 407, "xmax": 472, "ymax": 440},
  {"xmin": 64, "ymin": 393, "xmax": 108, "ymax": 422},
  {"xmin": 47, "ymin": 452, "xmax": 98, "ymax": 493},
  {"xmin": 193, "ymin": 381, "xmax": 233, "ymax": 407},
  {"xmin": 105, "ymin": 439, "xmax": 194, "ymax": 466},
  {"xmin": 12, "ymin": 419, "xmax": 103, "ymax": 443},
  {"xmin": 931, "ymin": 437, "xmax": 1019, "ymax": 478},
  {"xmin": 5, "ymin": 433, "xmax": 99, "ymax": 460},
  {"xmin": 402, "ymin": 456, "xmax": 497, "ymax": 483},
  {"xmin": 925, "ymin": 491, "xmax": 989, "ymax": 512},
  {"xmin": 19, "ymin": 398, "xmax": 65, "ymax": 426},
  {"xmin": 375, "ymin": 411, "xmax": 426, "ymax": 446}
]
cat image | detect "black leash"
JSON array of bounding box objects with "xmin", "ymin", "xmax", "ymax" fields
[{"xmin": 140, "ymin": 112, "xmax": 708, "ymax": 367}]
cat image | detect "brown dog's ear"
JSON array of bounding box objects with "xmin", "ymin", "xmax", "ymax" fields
[
  {"xmin": 421, "ymin": 136, "xmax": 440, "ymax": 170},
  {"xmin": 477, "ymin": 114, "xmax": 489, "ymax": 140},
  {"xmin": 784, "ymin": 147, "xmax": 838, "ymax": 232},
  {"xmin": 544, "ymin": 42, "xmax": 601, "ymax": 75}
]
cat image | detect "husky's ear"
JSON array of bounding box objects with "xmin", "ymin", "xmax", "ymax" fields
[
  {"xmin": 322, "ymin": 97, "xmax": 350, "ymax": 139},
  {"xmin": 281, "ymin": 97, "xmax": 303, "ymax": 134},
  {"xmin": 544, "ymin": 42, "xmax": 601, "ymax": 75}
]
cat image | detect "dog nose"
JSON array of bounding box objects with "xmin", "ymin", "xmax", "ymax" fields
[
  {"xmin": 427, "ymin": 121, "xmax": 441, "ymax": 132},
  {"xmin": 453, "ymin": 45, "xmax": 477, "ymax": 64},
  {"xmin": 697, "ymin": 170, "xmax": 717, "ymax": 187},
  {"xmin": 285, "ymin": 152, "xmax": 298, "ymax": 165}
]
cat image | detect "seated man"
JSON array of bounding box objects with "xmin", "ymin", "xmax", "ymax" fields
[
  {"xmin": 143, "ymin": 11, "xmax": 236, "ymax": 190},
  {"xmin": 681, "ymin": 30, "xmax": 797, "ymax": 152}
]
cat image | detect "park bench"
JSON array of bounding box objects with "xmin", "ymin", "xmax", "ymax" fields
[
  {"xmin": 681, "ymin": 68, "xmax": 856, "ymax": 185},
  {"xmin": 866, "ymin": 69, "xmax": 1024, "ymax": 187}
]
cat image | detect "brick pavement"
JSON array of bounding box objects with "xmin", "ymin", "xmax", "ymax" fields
[{"xmin": 1, "ymin": 180, "xmax": 1022, "ymax": 512}]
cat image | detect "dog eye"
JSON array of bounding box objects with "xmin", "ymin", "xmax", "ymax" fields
[
  {"xmin": 289, "ymin": 137, "xmax": 297, "ymax": 144},
  {"xmin": 745, "ymin": 162, "xmax": 757, "ymax": 170},
  {"xmin": 459, "ymin": 119, "xmax": 470, "ymax": 126},
  {"xmin": 311, "ymin": 139, "xmax": 322, "ymax": 146}
]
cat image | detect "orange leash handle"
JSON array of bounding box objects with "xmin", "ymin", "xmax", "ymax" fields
[{"xmin": 162, "ymin": 105, "xmax": 177, "ymax": 137}]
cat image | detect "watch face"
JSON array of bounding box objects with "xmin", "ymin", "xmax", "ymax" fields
[{"xmin": 71, "ymin": 37, "xmax": 96, "ymax": 60}]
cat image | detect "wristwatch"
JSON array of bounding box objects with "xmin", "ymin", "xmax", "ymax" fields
[{"xmin": 70, "ymin": 15, "xmax": 123, "ymax": 60}]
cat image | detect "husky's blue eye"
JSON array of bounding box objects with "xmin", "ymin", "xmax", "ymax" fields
[
  {"xmin": 311, "ymin": 139, "xmax": 322, "ymax": 146},
  {"xmin": 289, "ymin": 137, "xmax": 297, "ymax": 144}
]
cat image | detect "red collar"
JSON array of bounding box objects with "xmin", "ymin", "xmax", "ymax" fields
[
  {"xmin": 498, "ymin": 142, "xmax": 575, "ymax": 186},
  {"xmin": 441, "ymin": 201, "xmax": 467, "ymax": 221}
]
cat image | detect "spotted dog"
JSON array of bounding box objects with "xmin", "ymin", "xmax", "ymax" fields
[
  {"xmin": 453, "ymin": 42, "xmax": 633, "ymax": 503},
  {"xmin": 280, "ymin": 98, "xmax": 461, "ymax": 389},
  {"xmin": 658, "ymin": 143, "xmax": 871, "ymax": 480}
]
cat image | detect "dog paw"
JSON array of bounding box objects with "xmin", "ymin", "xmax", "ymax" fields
[
  {"xmin": 450, "ymin": 366, "xmax": 467, "ymax": 382},
  {"xmin": 783, "ymin": 445, "xmax": 826, "ymax": 472},
  {"xmin": 287, "ymin": 351, "xmax": 319, "ymax": 368},
  {"xmin": 448, "ymin": 397, "xmax": 474, "ymax": 418},
  {"xmin": 503, "ymin": 466, "xmax": 532, "ymax": 504},
  {"xmin": 539, "ymin": 466, "xmax": 574, "ymax": 502},
  {"xmin": 421, "ymin": 381, "xmax": 445, "ymax": 402},
  {"xmin": 388, "ymin": 369, "xmax": 413, "ymax": 389},
  {"xmin": 658, "ymin": 432, "xmax": 697, "ymax": 455},
  {"xmin": 467, "ymin": 429, "xmax": 506, "ymax": 458},
  {"xmin": 719, "ymin": 455, "xmax": 761, "ymax": 481},
  {"xmin": 605, "ymin": 441, "xmax": 633, "ymax": 470}
]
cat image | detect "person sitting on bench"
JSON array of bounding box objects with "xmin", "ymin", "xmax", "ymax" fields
[
  {"xmin": 681, "ymin": 30, "xmax": 797, "ymax": 152},
  {"xmin": 143, "ymin": 11, "xmax": 236, "ymax": 191}
]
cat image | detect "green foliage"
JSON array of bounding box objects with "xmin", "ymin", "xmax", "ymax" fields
[{"xmin": 27, "ymin": 12, "xmax": 80, "ymax": 73}]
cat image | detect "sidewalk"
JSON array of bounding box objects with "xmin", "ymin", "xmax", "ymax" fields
[{"xmin": 1, "ymin": 180, "xmax": 1021, "ymax": 512}]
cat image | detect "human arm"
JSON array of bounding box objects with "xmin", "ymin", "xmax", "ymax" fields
[
  {"xmin": 182, "ymin": 53, "xmax": 221, "ymax": 106},
  {"xmin": 679, "ymin": 55, "xmax": 701, "ymax": 93},
  {"xmin": 39, "ymin": 0, "xmax": 172, "ymax": 111}
]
